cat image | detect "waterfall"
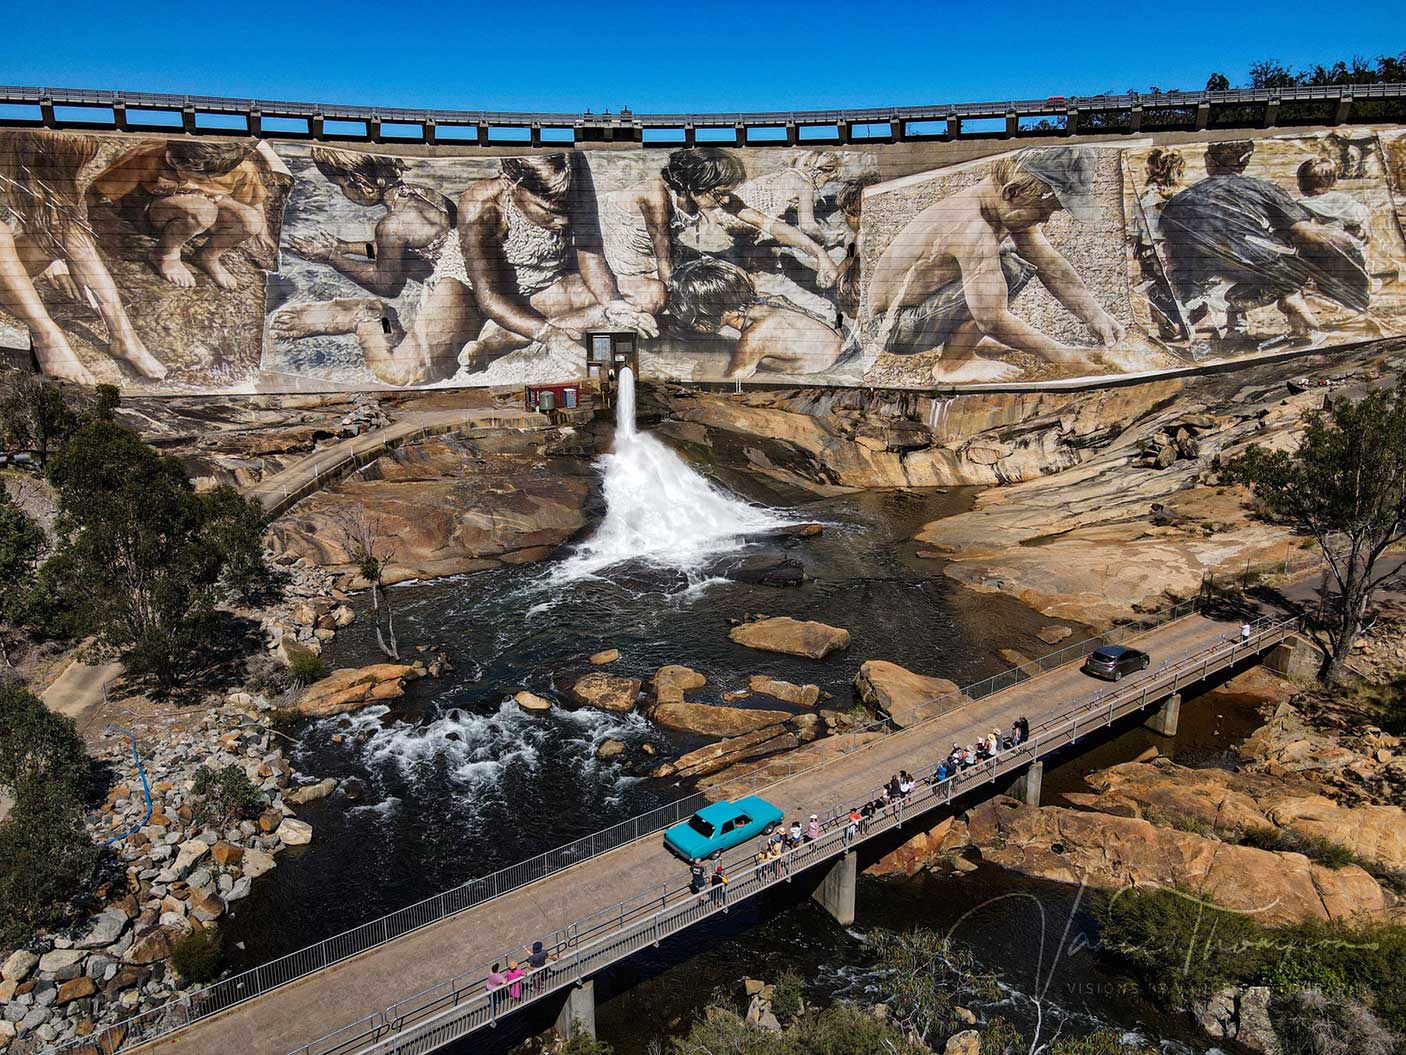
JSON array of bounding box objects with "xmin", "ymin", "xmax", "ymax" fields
[
  {"xmin": 558, "ymin": 368, "xmax": 786, "ymax": 579},
  {"xmin": 927, "ymin": 396, "xmax": 954, "ymax": 437}
]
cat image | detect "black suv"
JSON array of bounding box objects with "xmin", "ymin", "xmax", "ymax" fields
[{"xmin": 1081, "ymin": 645, "xmax": 1150, "ymax": 681}]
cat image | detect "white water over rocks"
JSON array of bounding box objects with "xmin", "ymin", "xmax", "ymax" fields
[{"xmin": 559, "ymin": 367, "xmax": 787, "ymax": 579}]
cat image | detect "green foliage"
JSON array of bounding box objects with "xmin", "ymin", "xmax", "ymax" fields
[
  {"xmin": 0, "ymin": 680, "xmax": 90, "ymax": 798},
  {"xmin": 192, "ymin": 764, "xmax": 263, "ymax": 827},
  {"xmin": 199, "ymin": 485, "xmax": 269, "ymax": 597},
  {"xmin": 0, "ymin": 781, "xmax": 98, "ymax": 945},
  {"xmin": 769, "ymin": 970, "xmax": 805, "ymax": 1023},
  {"xmin": 43, "ymin": 420, "xmax": 265, "ymax": 688},
  {"xmin": 288, "ymin": 651, "xmax": 327, "ymax": 684},
  {"xmin": 668, "ymin": 1003, "xmax": 926, "ymax": 1055},
  {"xmin": 1048, "ymin": 1031, "xmax": 1159, "ymax": 1055},
  {"xmin": 1097, "ymin": 888, "xmax": 1406, "ymax": 1034},
  {"xmin": 1225, "ymin": 383, "xmax": 1406, "ymax": 684},
  {"xmin": 0, "ymin": 488, "xmax": 45, "ymax": 619},
  {"xmin": 170, "ymin": 927, "xmax": 223, "ymax": 984},
  {"xmin": 555, "ymin": 1032, "xmax": 615, "ymax": 1055},
  {"xmin": 1096, "ymin": 887, "xmax": 1272, "ymax": 1005},
  {"xmin": 978, "ymin": 1017, "xmax": 1025, "ymax": 1055},
  {"xmin": 0, "ymin": 371, "xmax": 77, "ymax": 464},
  {"xmin": 1238, "ymin": 826, "xmax": 1360, "ymax": 869},
  {"xmin": 1270, "ymin": 988, "xmax": 1400, "ymax": 1055},
  {"xmin": 82, "ymin": 384, "xmax": 120, "ymax": 425},
  {"xmin": 867, "ymin": 928, "xmax": 1000, "ymax": 1044}
]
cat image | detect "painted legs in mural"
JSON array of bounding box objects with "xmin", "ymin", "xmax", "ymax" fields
[
  {"xmin": 0, "ymin": 223, "xmax": 165, "ymax": 382},
  {"xmin": 0, "ymin": 224, "xmax": 94, "ymax": 385},
  {"xmin": 147, "ymin": 194, "xmax": 266, "ymax": 290}
]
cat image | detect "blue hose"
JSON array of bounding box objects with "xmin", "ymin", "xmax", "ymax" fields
[{"xmin": 102, "ymin": 724, "xmax": 153, "ymax": 846}]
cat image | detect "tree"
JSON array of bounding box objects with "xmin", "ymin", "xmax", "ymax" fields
[
  {"xmin": 1205, "ymin": 72, "xmax": 1231, "ymax": 92},
  {"xmin": 0, "ymin": 780, "xmax": 98, "ymax": 945},
  {"xmin": 191, "ymin": 764, "xmax": 264, "ymax": 827},
  {"xmin": 333, "ymin": 506, "xmax": 400, "ymax": 660},
  {"xmin": 0, "ymin": 681, "xmax": 90, "ymax": 798},
  {"xmin": 1226, "ymin": 384, "xmax": 1406, "ymax": 683},
  {"xmin": 0, "ymin": 370, "xmax": 77, "ymax": 464},
  {"xmin": 0, "ymin": 489, "xmax": 44, "ymax": 622},
  {"xmin": 45, "ymin": 421, "xmax": 265, "ymax": 689},
  {"xmin": 200, "ymin": 485, "xmax": 270, "ymax": 598}
]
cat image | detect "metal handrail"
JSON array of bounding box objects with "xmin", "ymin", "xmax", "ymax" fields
[
  {"xmin": 3, "ymin": 81, "xmax": 1401, "ymax": 130},
  {"xmin": 316, "ymin": 614, "xmax": 1300, "ymax": 1055}
]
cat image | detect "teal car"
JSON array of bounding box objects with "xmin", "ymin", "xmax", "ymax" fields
[{"xmin": 664, "ymin": 796, "xmax": 785, "ymax": 861}]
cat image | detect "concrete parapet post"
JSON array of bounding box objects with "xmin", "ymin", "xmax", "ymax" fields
[
  {"xmin": 248, "ymin": 110, "xmax": 262, "ymax": 137},
  {"xmin": 1334, "ymin": 96, "xmax": 1352, "ymax": 124},
  {"xmin": 1065, "ymin": 107, "xmax": 1079, "ymax": 135},
  {"xmin": 310, "ymin": 114, "xmax": 325, "ymax": 139},
  {"xmin": 528, "ymin": 123, "xmax": 540, "ymax": 147},
  {"xmin": 112, "ymin": 101, "xmax": 128, "ymax": 131},
  {"xmin": 1007, "ymin": 760, "xmax": 1043, "ymax": 806},
  {"xmin": 946, "ymin": 113, "xmax": 961, "ymax": 138},
  {"xmin": 426, "ymin": 119, "xmax": 438, "ymax": 144},
  {"xmin": 1145, "ymin": 692, "xmax": 1181, "ymax": 737},
  {"xmin": 181, "ymin": 106, "xmax": 196, "ymax": 134},
  {"xmin": 811, "ymin": 850, "xmax": 856, "ymax": 926},
  {"xmin": 477, "ymin": 123, "xmax": 490, "ymax": 145},
  {"xmin": 1004, "ymin": 111, "xmax": 1018, "ymax": 138},
  {"xmin": 39, "ymin": 98, "xmax": 56, "ymax": 127},
  {"xmin": 889, "ymin": 118, "xmax": 903, "ymax": 142},
  {"xmin": 785, "ymin": 121, "xmax": 798, "ymax": 145},
  {"xmin": 836, "ymin": 119, "xmax": 852, "ymax": 144},
  {"xmin": 554, "ymin": 980, "xmax": 596, "ymax": 1040},
  {"xmin": 367, "ymin": 116, "xmax": 382, "ymax": 141},
  {"xmin": 1128, "ymin": 105, "xmax": 1143, "ymax": 133},
  {"xmin": 684, "ymin": 124, "xmax": 696, "ymax": 145},
  {"xmin": 1194, "ymin": 101, "xmax": 1211, "ymax": 130},
  {"xmin": 1262, "ymin": 99, "xmax": 1280, "ymax": 128}
]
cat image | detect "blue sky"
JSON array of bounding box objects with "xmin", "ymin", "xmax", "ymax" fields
[{"xmin": 5, "ymin": 1, "xmax": 1397, "ymax": 115}]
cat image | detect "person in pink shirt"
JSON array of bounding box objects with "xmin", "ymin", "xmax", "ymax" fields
[{"xmin": 504, "ymin": 960, "xmax": 526, "ymax": 1001}]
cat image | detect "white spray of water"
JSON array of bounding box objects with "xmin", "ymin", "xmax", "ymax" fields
[{"xmin": 558, "ymin": 367, "xmax": 787, "ymax": 579}]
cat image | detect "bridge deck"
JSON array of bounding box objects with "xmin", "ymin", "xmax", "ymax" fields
[{"xmin": 133, "ymin": 604, "xmax": 1291, "ymax": 1055}]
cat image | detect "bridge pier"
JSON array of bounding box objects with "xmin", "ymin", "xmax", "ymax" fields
[
  {"xmin": 1006, "ymin": 760, "xmax": 1042, "ymax": 805},
  {"xmin": 1145, "ymin": 692, "xmax": 1181, "ymax": 737},
  {"xmin": 1265, "ymin": 634, "xmax": 1319, "ymax": 679},
  {"xmin": 554, "ymin": 980, "xmax": 596, "ymax": 1041},
  {"xmin": 811, "ymin": 850, "xmax": 856, "ymax": 926}
]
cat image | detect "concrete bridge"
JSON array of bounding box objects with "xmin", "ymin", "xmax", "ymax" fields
[{"xmin": 84, "ymin": 583, "xmax": 1324, "ymax": 1055}]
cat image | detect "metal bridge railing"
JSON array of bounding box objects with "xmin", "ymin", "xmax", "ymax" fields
[
  {"xmin": 54, "ymin": 552, "xmax": 1325, "ymax": 1055},
  {"xmin": 318, "ymin": 613, "xmax": 1299, "ymax": 1055}
]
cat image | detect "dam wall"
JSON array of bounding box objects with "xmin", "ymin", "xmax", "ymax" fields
[{"xmin": 2, "ymin": 95, "xmax": 1404, "ymax": 395}]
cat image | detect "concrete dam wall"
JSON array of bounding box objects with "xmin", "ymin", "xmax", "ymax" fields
[{"xmin": 2, "ymin": 121, "xmax": 1405, "ymax": 394}]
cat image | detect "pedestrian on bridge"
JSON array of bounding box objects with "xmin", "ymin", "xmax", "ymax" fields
[
  {"xmin": 806, "ymin": 814, "xmax": 821, "ymax": 842},
  {"xmin": 486, "ymin": 962, "xmax": 507, "ymax": 1010},
  {"xmin": 710, "ymin": 861, "xmax": 729, "ymax": 906},
  {"xmin": 1240, "ymin": 621, "xmax": 1252, "ymax": 645},
  {"xmin": 1017, "ymin": 716, "xmax": 1030, "ymax": 742},
  {"xmin": 1011, "ymin": 720, "xmax": 1023, "ymax": 746},
  {"xmin": 689, "ymin": 858, "xmax": 708, "ymax": 900},
  {"xmin": 505, "ymin": 961, "xmax": 526, "ymax": 1001}
]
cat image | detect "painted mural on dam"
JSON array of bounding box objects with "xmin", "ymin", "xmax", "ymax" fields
[
  {"xmin": 1, "ymin": 126, "xmax": 1404, "ymax": 393},
  {"xmin": 0, "ymin": 129, "xmax": 292, "ymax": 388},
  {"xmin": 264, "ymin": 145, "xmax": 875, "ymax": 389},
  {"xmin": 858, "ymin": 132, "xmax": 1406, "ymax": 386}
]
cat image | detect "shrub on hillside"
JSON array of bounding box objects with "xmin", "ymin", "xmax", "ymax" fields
[
  {"xmin": 288, "ymin": 651, "xmax": 327, "ymax": 685},
  {"xmin": 0, "ymin": 782, "xmax": 98, "ymax": 945},
  {"xmin": 170, "ymin": 927, "xmax": 223, "ymax": 985},
  {"xmin": 1270, "ymin": 988, "xmax": 1399, "ymax": 1055},
  {"xmin": 192, "ymin": 765, "xmax": 263, "ymax": 828},
  {"xmin": 0, "ymin": 680, "xmax": 90, "ymax": 797}
]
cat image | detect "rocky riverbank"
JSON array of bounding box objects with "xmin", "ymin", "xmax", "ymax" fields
[{"xmin": 0, "ymin": 691, "xmax": 329, "ymax": 1054}]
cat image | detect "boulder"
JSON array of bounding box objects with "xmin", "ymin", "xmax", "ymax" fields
[
  {"xmin": 286, "ymin": 778, "xmax": 338, "ymax": 805},
  {"xmin": 728, "ymin": 617, "xmax": 849, "ymax": 659},
  {"xmin": 2, "ymin": 951, "xmax": 38, "ymax": 984},
  {"xmin": 854, "ymin": 660, "xmax": 965, "ymax": 728},
  {"xmin": 170, "ymin": 840, "xmax": 210, "ymax": 880},
  {"xmin": 241, "ymin": 848, "xmax": 276, "ymax": 879},
  {"xmin": 944, "ymin": 1030, "xmax": 980, "ymax": 1055},
  {"xmin": 189, "ymin": 890, "xmax": 226, "ymax": 923},
  {"xmin": 653, "ymin": 726, "xmax": 799, "ymax": 780},
  {"xmin": 331, "ymin": 605, "xmax": 356, "ymax": 628},
  {"xmin": 210, "ymin": 841, "xmax": 244, "ymax": 868},
  {"xmin": 1035, "ymin": 625, "xmax": 1073, "ymax": 645},
  {"xmin": 965, "ymin": 797, "xmax": 1388, "ymax": 927},
  {"xmin": 297, "ymin": 664, "xmax": 416, "ymax": 717},
  {"xmin": 73, "ymin": 909, "xmax": 128, "ymax": 950},
  {"xmin": 746, "ymin": 676, "xmax": 819, "ymax": 707},
  {"xmin": 37, "ymin": 950, "xmax": 85, "ymax": 974},
  {"xmin": 123, "ymin": 926, "xmax": 182, "ymax": 965},
  {"xmin": 55, "ymin": 977, "xmax": 96, "ymax": 1005},
  {"xmin": 595, "ymin": 739, "xmax": 626, "ymax": 759},
  {"xmin": 276, "ymin": 818, "xmax": 314, "ymax": 846},
  {"xmin": 652, "ymin": 665, "xmax": 707, "ymax": 698},
  {"xmin": 649, "ymin": 702, "xmax": 793, "ymax": 738},
  {"xmin": 719, "ymin": 555, "xmax": 804, "ymax": 587},
  {"xmin": 569, "ymin": 673, "xmax": 641, "ymax": 713},
  {"xmin": 514, "ymin": 691, "xmax": 553, "ymax": 713},
  {"xmin": 587, "ymin": 649, "xmax": 620, "ymax": 666}
]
